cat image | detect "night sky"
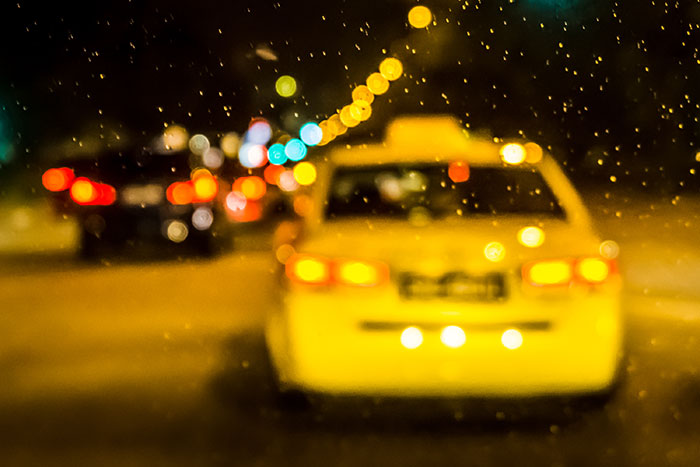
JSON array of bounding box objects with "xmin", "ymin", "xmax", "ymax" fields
[{"xmin": 1, "ymin": 0, "xmax": 700, "ymax": 189}]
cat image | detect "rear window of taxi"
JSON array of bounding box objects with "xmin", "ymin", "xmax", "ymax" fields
[{"xmin": 325, "ymin": 164, "xmax": 565, "ymax": 220}]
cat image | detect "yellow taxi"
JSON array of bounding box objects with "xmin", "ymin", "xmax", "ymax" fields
[{"xmin": 266, "ymin": 115, "xmax": 623, "ymax": 398}]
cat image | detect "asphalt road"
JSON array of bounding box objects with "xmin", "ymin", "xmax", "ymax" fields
[{"xmin": 2, "ymin": 190, "xmax": 700, "ymax": 466}]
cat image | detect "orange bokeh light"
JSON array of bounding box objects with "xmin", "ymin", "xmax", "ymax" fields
[
  {"xmin": 42, "ymin": 167, "xmax": 74, "ymax": 192},
  {"xmin": 448, "ymin": 161, "xmax": 470, "ymax": 183}
]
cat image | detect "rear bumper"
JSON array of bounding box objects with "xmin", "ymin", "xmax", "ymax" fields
[{"xmin": 266, "ymin": 291, "xmax": 623, "ymax": 398}]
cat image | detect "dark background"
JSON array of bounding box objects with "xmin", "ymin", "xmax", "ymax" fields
[{"xmin": 1, "ymin": 0, "xmax": 699, "ymax": 189}]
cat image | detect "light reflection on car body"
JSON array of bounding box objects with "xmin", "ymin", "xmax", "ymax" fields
[{"xmin": 266, "ymin": 115, "xmax": 624, "ymax": 398}]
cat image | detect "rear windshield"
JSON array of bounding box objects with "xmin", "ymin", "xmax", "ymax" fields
[{"xmin": 325, "ymin": 164, "xmax": 564, "ymax": 221}]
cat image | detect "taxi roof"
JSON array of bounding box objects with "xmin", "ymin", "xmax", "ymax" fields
[{"xmin": 326, "ymin": 115, "xmax": 520, "ymax": 167}]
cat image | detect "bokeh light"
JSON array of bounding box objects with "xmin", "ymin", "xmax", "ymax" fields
[
  {"xmin": 524, "ymin": 142, "xmax": 544, "ymax": 164},
  {"xmin": 202, "ymin": 147, "xmax": 224, "ymax": 169},
  {"xmin": 328, "ymin": 114, "xmax": 348, "ymax": 135},
  {"xmin": 275, "ymin": 75, "xmax": 297, "ymax": 97},
  {"xmin": 293, "ymin": 161, "xmax": 317, "ymax": 185},
  {"xmin": 500, "ymin": 143, "xmax": 527, "ymax": 165},
  {"xmin": 220, "ymin": 132, "xmax": 241, "ymax": 157},
  {"xmin": 278, "ymin": 170, "xmax": 300, "ymax": 192},
  {"xmin": 225, "ymin": 191, "xmax": 247, "ymax": 211},
  {"xmin": 349, "ymin": 101, "xmax": 372, "ymax": 122},
  {"xmin": 163, "ymin": 125, "xmax": 189, "ymax": 151},
  {"xmin": 440, "ymin": 326, "xmax": 466, "ymax": 348},
  {"xmin": 188, "ymin": 134, "xmax": 210, "ymax": 156},
  {"xmin": 70, "ymin": 178, "xmax": 98, "ymax": 204},
  {"xmin": 401, "ymin": 327, "xmax": 423, "ymax": 349},
  {"xmin": 576, "ymin": 258, "xmax": 611, "ymax": 283},
  {"xmin": 366, "ymin": 72, "xmax": 390, "ymax": 95},
  {"xmin": 284, "ymin": 138, "xmax": 307, "ymax": 161},
  {"xmin": 42, "ymin": 167, "xmax": 74, "ymax": 192},
  {"xmin": 268, "ymin": 143, "xmax": 288, "ymax": 165},
  {"xmin": 517, "ymin": 226, "xmax": 545, "ymax": 248},
  {"xmin": 379, "ymin": 57, "xmax": 403, "ymax": 81},
  {"xmin": 264, "ymin": 164, "xmax": 286, "ymax": 184},
  {"xmin": 165, "ymin": 220, "xmax": 189, "ymax": 243},
  {"xmin": 239, "ymin": 143, "xmax": 268, "ymax": 168},
  {"xmin": 352, "ymin": 85, "xmax": 374, "ymax": 105},
  {"xmin": 300, "ymin": 122, "xmax": 323, "ymax": 146},
  {"xmin": 340, "ymin": 105, "xmax": 360, "ymax": 128},
  {"xmin": 408, "ymin": 5, "xmax": 432, "ymax": 28},
  {"xmin": 192, "ymin": 207, "xmax": 214, "ymax": 231},
  {"xmin": 484, "ymin": 241, "xmax": 506, "ymax": 262},
  {"xmin": 247, "ymin": 119, "xmax": 272, "ymax": 145},
  {"xmin": 448, "ymin": 161, "xmax": 470, "ymax": 183},
  {"xmin": 233, "ymin": 176, "xmax": 267, "ymax": 200},
  {"xmin": 192, "ymin": 170, "xmax": 218, "ymax": 201},
  {"xmin": 599, "ymin": 240, "xmax": 620, "ymax": 259},
  {"xmin": 501, "ymin": 329, "xmax": 523, "ymax": 350}
]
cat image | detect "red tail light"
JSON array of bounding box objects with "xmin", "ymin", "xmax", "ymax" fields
[
  {"xmin": 42, "ymin": 167, "xmax": 75, "ymax": 192},
  {"xmin": 285, "ymin": 254, "xmax": 389, "ymax": 287},
  {"xmin": 69, "ymin": 177, "xmax": 116, "ymax": 206},
  {"xmin": 522, "ymin": 257, "xmax": 617, "ymax": 287}
]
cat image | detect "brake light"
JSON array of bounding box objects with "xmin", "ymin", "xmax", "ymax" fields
[
  {"xmin": 68, "ymin": 177, "xmax": 116, "ymax": 206},
  {"xmin": 42, "ymin": 167, "xmax": 74, "ymax": 192},
  {"xmin": 334, "ymin": 259, "xmax": 389, "ymax": 287},
  {"xmin": 285, "ymin": 254, "xmax": 389, "ymax": 287},
  {"xmin": 522, "ymin": 257, "xmax": 616, "ymax": 287},
  {"xmin": 286, "ymin": 254, "xmax": 332, "ymax": 285}
]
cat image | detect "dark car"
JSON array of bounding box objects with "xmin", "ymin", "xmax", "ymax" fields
[{"xmin": 41, "ymin": 137, "xmax": 233, "ymax": 258}]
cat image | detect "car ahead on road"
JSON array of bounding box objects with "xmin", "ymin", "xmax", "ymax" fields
[
  {"xmin": 41, "ymin": 137, "xmax": 232, "ymax": 258},
  {"xmin": 266, "ymin": 115, "xmax": 624, "ymax": 400}
]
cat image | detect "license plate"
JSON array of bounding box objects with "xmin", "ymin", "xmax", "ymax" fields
[
  {"xmin": 120, "ymin": 184, "xmax": 164, "ymax": 206},
  {"xmin": 399, "ymin": 272, "xmax": 506, "ymax": 301}
]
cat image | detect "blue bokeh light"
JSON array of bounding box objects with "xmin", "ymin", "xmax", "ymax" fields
[
  {"xmin": 299, "ymin": 122, "xmax": 323, "ymax": 146},
  {"xmin": 284, "ymin": 139, "xmax": 307, "ymax": 162},
  {"xmin": 268, "ymin": 143, "xmax": 287, "ymax": 165}
]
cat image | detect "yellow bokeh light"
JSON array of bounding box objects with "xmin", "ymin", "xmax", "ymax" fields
[
  {"xmin": 70, "ymin": 179, "xmax": 97, "ymax": 204},
  {"xmin": 366, "ymin": 72, "xmax": 390, "ymax": 95},
  {"xmin": 340, "ymin": 105, "xmax": 360, "ymax": 128},
  {"xmin": 293, "ymin": 161, "xmax": 317, "ymax": 186},
  {"xmin": 500, "ymin": 143, "xmax": 527, "ymax": 165},
  {"xmin": 379, "ymin": 57, "xmax": 403, "ymax": 81},
  {"xmin": 576, "ymin": 258, "xmax": 610, "ymax": 283},
  {"xmin": 193, "ymin": 174, "xmax": 218, "ymax": 200},
  {"xmin": 349, "ymin": 101, "xmax": 372, "ymax": 122},
  {"xmin": 275, "ymin": 75, "xmax": 297, "ymax": 97},
  {"xmin": 400, "ymin": 327, "xmax": 423, "ymax": 349},
  {"xmin": 527, "ymin": 260, "xmax": 572, "ymax": 286},
  {"xmin": 275, "ymin": 244, "xmax": 296, "ymax": 264},
  {"xmin": 484, "ymin": 241, "xmax": 506, "ymax": 262},
  {"xmin": 328, "ymin": 114, "xmax": 348, "ymax": 136},
  {"xmin": 599, "ymin": 240, "xmax": 620, "ymax": 259},
  {"xmin": 408, "ymin": 5, "xmax": 432, "ymax": 28},
  {"xmin": 517, "ymin": 226, "xmax": 545, "ymax": 248},
  {"xmin": 317, "ymin": 121, "xmax": 334, "ymax": 146},
  {"xmin": 524, "ymin": 142, "xmax": 543, "ymax": 164},
  {"xmin": 352, "ymin": 85, "xmax": 375, "ymax": 105},
  {"xmin": 440, "ymin": 326, "xmax": 466, "ymax": 348},
  {"xmin": 501, "ymin": 329, "xmax": 523, "ymax": 350},
  {"xmin": 163, "ymin": 125, "xmax": 189, "ymax": 151},
  {"xmin": 220, "ymin": 132, "xmax": 241, "ymax": 157}
]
